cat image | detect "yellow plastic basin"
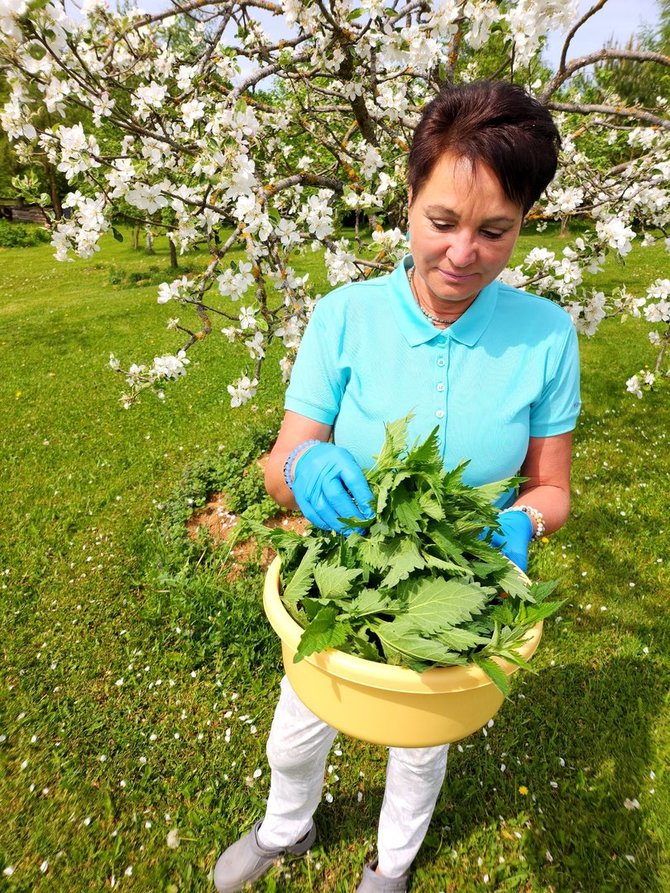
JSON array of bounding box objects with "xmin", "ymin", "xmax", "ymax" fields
[{"xmin": 263, "ymin": 556, "xmax": 543, "ymax": 747}]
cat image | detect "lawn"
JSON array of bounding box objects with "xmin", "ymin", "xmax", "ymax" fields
[{"xmin": 0, "ymin": 225, "xmax": 668, "ymax": 893}]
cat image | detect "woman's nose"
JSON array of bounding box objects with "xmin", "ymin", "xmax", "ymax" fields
[{"xmin": 447, "ymin": 232, "xmax": 476, "ymax": 267}]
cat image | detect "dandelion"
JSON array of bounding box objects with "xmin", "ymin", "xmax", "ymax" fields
[{"xmin": 518, "ymin": 785, "xmax": 528, "ymax": 796}]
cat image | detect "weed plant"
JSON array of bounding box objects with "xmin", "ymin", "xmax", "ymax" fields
[{"xmin": 0, "ymin": 225, "xmax": 668, "ymax": 892}]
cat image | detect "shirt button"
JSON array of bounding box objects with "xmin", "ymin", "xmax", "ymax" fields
[
  {"xmin": 437, "ymin": 335, "xmax": 447, "ymax": 345},
  {"xmin": 437, "ymin": 358, "xmax": 446, "ymax": 367},
  {"xmin": 437, "ymin": 383, "xmax": 445, "ymax": 392},
  {"xmin": 435, "ymin": 410, "xmax": 445, "ymax": 419}
]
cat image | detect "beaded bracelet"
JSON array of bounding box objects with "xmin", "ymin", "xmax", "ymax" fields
[
  {"xmin": 283, "ymin": 439, "xmax": 321, "ymax": 490},
  {"xmin": 500, "ymin": 504, "xmax": 546, "ymax": 540}
]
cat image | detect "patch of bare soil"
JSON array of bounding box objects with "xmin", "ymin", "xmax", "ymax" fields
[{"xmin": 186, "ymin": 452, "xmax": 308, "ymax": 579}]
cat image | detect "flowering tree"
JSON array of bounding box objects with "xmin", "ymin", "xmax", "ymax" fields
[{"xmin": 1, "ymin": 0, "xmax": 669, "ymax": 405}]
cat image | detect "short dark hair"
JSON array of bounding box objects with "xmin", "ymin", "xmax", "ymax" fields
[{"xmin": 408, "ymin": 81, "xmax": 561, "ymax": 214}]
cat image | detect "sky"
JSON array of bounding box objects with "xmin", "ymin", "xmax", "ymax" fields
[
  {"xmin": 95, "ymin": 0, "xmax": 663, "ymax": 75},
  {"xmin": 543, "ymin": 0, "xmax": 662, "ymax": 69}
]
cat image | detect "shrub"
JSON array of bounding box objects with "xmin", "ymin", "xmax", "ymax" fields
[{"xmin": 0, "ymin": 219, "xmax": 51, "ymax": 248}]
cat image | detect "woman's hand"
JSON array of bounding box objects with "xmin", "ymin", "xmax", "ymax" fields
[
  {"xmin": 488, "ymin": 510, "xmax": 533, "ymax": 572},
  {"xmin": 291, "ymin": 442, "xmax": 375, "ymax": 534}
]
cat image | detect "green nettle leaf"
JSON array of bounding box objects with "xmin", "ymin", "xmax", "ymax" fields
[
  {"xmin": 355, "ymin": 536, "xmax": 390, "ymax": 571},
  {"xmin": 403, "ymin": 577, "xmax": 492, "ymax": 629},
  {"xmin": 418, "ymin": 489, "xmax": 445, "ymax": 521},
  {"xmin": 301, "ymin": 596, "xmax": 332, "ymax": 620},
  {"xmin": 529, "ymin": 580, "xmax": 561, "ymax": 602},
  {"xmin": 347, "ymin": 588, "xmax": 396, "ymax": 617},
  {"xmin": 515, "ymin": 599, "xmax": 566, "ymax": 626},
  {"xmin": 373, "ymin": 471, "xmax": 396, "ymax": 514},
  {"xmin": 472, "ymin": 656, "xmax": 512, "ymax": 698},
  {"xmin": 437, "ymin": 625, "xmax": 490, "ymax": 651},
  {"xmin": 475, "ymin": 477, "xmax": 525, "ymax": 506},
  {"xmin": 257, "ymin": 415, "xmax": 564, "ymax": 695},
  {"xmin": 369, "ymin": 416, "xmax": 411, "ymax": 473},
  {"xmin": 283, "ymin": 541, "xmax": 321, "ymax": 613},
  {"xmin": 389, "ymin": 486, "xmax": 423, "ymax": 533},
  {"xmin": 313, "ymin": 564, "xmax": 362, "ymax": 599},
  {"xmin": 494, "ymin": 562, "xmax": 534, "ymax": 601},
  {"xmin": 294, "ymin": 606, "xmax": 348, "ymax": 662},
  {"xmin": 375, "ymin": 622, "xmax": 467, "ymax": 669},
  {"xmin": 379, "ymin": 539, "xmax": 426, "ymax": 589},
  {"xmin": 349, "ymin": 629, "xmax": 384, "ymax": 662},
  {"xmin": 406, "ymin": 426, "xmax": 441, "ymax": 468}
]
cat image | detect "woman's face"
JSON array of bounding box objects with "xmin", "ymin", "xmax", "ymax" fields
[{"xmin": 407, "ymin": 152, "xmax": 524, "ymax": 309}]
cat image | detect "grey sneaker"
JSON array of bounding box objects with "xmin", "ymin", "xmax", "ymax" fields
[
  {"xmin": 213, "ymin": 820, "xmax": 316, "ymax": 892},
  {"xmin": 356, "ymin": 860, "xmax": 410, "ymax": 893}
]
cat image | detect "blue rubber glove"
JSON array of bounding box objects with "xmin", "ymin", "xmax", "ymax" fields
[
  {"xmin": 291, "ymin": 442, "xmax": 375, "ymax": 534},
  {"xmin": 487, "ymin": 510, "xmax": 534, "ymax": 572}
]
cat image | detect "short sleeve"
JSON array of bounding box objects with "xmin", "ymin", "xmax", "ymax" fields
[
  {"xmin": 284, "ymin": 297, "xmax": 347, "ymax": 424},
  {"xmin": 529, "ymin": 322, "xmax": 581, "ymax": 437}
]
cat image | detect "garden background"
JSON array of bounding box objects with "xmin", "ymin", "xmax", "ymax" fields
[
  {"xmin": 1, "ymin": 0, "xmax": 670, "ymax": 890},
  {"xmin": 1, "ymin": 223, "xmax": 669, "ymax": 892}
]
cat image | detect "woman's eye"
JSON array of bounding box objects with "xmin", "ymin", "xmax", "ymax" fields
[
  {"xmin": 431, "ymin": 221, "xmax": 454, "ymax": 231},
  {"xmin": 481, "ymin": 229, "xmax": 504, "ymax": 240}
]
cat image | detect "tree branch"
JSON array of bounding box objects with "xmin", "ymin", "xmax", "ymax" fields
[
  {"xmin": 546, "ymin": 100, "xmax": 670, "ymax": 130},
  {"xmin": 229, "ymin": 49, "xmax": 312, "ymax": 101},
  {"xmin": 541, "ymin": 49, "xmax": 670, "ymax": 103},
  {"xmin": 559, "ymin": 0, "xmax": 608, "ymax": 74}
]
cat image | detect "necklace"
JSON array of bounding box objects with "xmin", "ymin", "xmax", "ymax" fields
[{"xmin": 407, "ymin": 266, "xmax": 460, "ymax": 326}]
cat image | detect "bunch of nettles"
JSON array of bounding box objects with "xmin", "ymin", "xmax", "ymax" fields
[{"xmin": 254, "ymin": 417, "xmax": 563, "ymax": 695}]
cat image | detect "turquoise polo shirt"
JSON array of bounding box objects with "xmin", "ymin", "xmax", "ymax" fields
[{"xmin": 285, "ymin": 256, "xmax": 580, "ymax": 500}]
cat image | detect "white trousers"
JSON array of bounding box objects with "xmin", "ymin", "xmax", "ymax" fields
[{"xmin": 258, "ymin": 676, "xmax": 449, "ymax": 879}]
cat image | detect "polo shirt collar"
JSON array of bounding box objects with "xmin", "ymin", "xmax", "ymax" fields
[{"xmin": 390, "ymin": 255, "xmax": 499, "ymax": 348}]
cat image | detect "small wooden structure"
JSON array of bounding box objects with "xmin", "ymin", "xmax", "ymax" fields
[{"xmin": 0, "ymin": 197, "xmax": 48, "ymax": 224}]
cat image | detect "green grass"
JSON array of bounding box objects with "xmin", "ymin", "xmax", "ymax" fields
[{"xmin": 0, "ymin": 224, "xmax": 669, "ymax": 892}]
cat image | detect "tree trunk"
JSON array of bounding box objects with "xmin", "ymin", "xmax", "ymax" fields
[
  {"xmin": 145, "ymin": 229, "xmax": 155, "ymax": 255},
  {"xmin": 132, "ymin": 224, "xmax": 141, "ymax": 250},
  {"xmin": 44, "ymin": 161, "xmax": 62, "ymax": 220},
  {"xmin": 169, "ymin": 236, "xmax": 179, "ymax": 269}
]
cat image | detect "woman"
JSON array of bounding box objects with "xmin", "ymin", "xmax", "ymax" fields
[{"xmin": 214, "ymin": 80, "xmax": 580, "ymax": 893}]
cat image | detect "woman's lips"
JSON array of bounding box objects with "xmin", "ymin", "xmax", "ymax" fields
[{"xmin": 438, "ymin": 268, "xmax": 477, "ymax": 281}]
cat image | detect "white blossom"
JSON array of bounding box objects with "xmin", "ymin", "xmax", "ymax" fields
[
  {"xmin": 125, "ymin": 180, "xmax": 170, "ymax": 213},
  {"xmin": 166, "ymin": 829, "xmax": 180, "ymax": 849},
  {"xmin": 245, "ymin": 330, "xmax": 265, "ymax": 359},
  {"xmin": 152, "ymin": 351, "xmax": 190, "ymax": 380},
  {"xmin": 181, "ymin": 98, "xmax": 205, "ymax": 128},
  {"xmin": 157, "ymin": 276, "xmax": 190, "ymax": 304},
  {"xmin": 0, "ymin": 0, "xmax": 27, "ymax": 39},
  {"xmin": 135, "ymin": 81, "xmax": 168, "ymax": 118},
  {"xmin": 227, "ymin": 375, "xmax": 258, "ymax": 408},
  {"xmin": 596, "ymin": 218, "xmax": 636, "ymax": 256},
  {"xmin": 56, "ymin": 123, "xmax": 100, "ymax": 179},
  {"xmin": 238, "ymin": 306, "xmax": 257, "ymax": 330}
]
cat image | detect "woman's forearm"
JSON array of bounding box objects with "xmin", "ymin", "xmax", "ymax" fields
[
  {"xmin": 513, "ymin": 484, "xmax": 571, "ymax": 537},
  {"xmin": 264, "ymin": 411, "xmax": 333, "ymax": 511}
]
